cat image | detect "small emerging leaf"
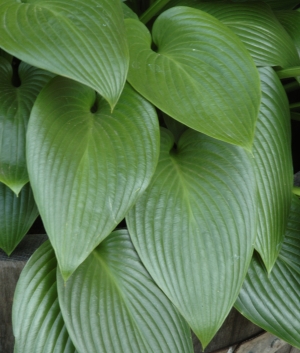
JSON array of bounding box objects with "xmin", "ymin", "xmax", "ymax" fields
[
  {"xmin": 57, "ymin": 229, "xmax": 193, "ymax": 353},
  {"xmin": 125, "ymin": 7, "xmax": 261, "ymax": 150},
  {"xmin": 27, "ymin": 76, "xmax": 159, "ymax": 280},
  {"xmin": 127, "ymin": 128, "xmax": 258, "ymax": 348}
]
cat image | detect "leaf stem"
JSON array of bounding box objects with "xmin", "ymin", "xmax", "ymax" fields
[
  {"xmin": 289, "ymin": 102, "xmax": 300, "ymax": 109},
  {"xmin": 291, "ymin": 112, "xmax": 300, "ymax": 121},
  {"xmin": 276, "ymin": 66, "xmax": 300, "ymax": 79},
  {"xmin": 284, "ymin": 81, "xmax": 299, "ymax": 92},
  {"xmin": 140, "ymin": 0, "xmax": 172, "ymax": 24},
  {"xmin": 293, "ymin": 186, "xmax": 300, "ymax": 196}
]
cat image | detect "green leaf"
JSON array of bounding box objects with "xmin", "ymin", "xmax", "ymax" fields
[
  {"xmin": 57, "ymin": 229, "xmax": 193, "ymax": 353},
  {"xmin": 13, "ymin": 240, "xmax": 77, "ymax": 353},
  {"xmin": 276, "ymin": 10, "xmax": 300, "ymax": 58},
  {"xmin": 186, "ymin": 2, "xmax": 300, "ymax": 68},
  {"xmin": 235, "ymin": 196, "xmax": 300, "ymax": 349},
  {"xmin": 0, "ymin": 57, "xmax": 54, "ymax": 194},
  {"xmin": 125, "ymin": 7, "xmax": 261, "ymax": 150},
  {"xmin": 126, "ymin": 128, "xmax": 258, "ymax": 348},
  {"xmin": 0, "ymin": 182, "xmax": 38, "ymax": 255},
  {"xmin": 253, "ymin": 67, "xmax": 293, "ymax": 272},
  {"xmin": 0, "ymin": 0, "xmax": 129, "ymax": 109},
  {"xmin": 27, "ymin": 76, "xmax": 159, "ymax": 280}
]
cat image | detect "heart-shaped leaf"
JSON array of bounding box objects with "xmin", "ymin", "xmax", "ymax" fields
[
  {"xmin": 0, "ymin": 0, "xmax": 129, "ymax": 109},
  {"xmin": 0, "ymin": 57, "xmax": 54, "ymax": 194},
  {"xmin": 125, "ymin": 7, "xmax": 261, "ymax": 150},
  {"xmin": 276, "ymin": 10, "xmax": 300, "ymax": 58},
  {"xmin": 57, "ymin": 229, "xmax": 193, "ymax": 353},
  {"xmin": 0, "ymin": 182, "xmax": 38, "ymax": 255},
  {"xmin": 126, "ymin": 128, "xmax": 258, "ymax": 348},
  {"xmin": 186, "ymin": 2, "xmax": 299, "ymax": 68},
  {"xmin": 27, "ymin": 76, "xmax": 159, "ymax": 280},
  {"xmin": 252, "ymin": 67, "xmax": 293, "ymax": 272},
  {"xmin": 235, "ymin": 195, "xmax": 300, "ymax": 349},
  {"xmin": 13, "ymin": 240, "xmax": 77, "ymax": 353}
]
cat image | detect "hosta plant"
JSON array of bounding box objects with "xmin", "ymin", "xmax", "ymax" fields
[{"xmin": 1, "ymin": 0, "xmax": 300, "ymax": 352}]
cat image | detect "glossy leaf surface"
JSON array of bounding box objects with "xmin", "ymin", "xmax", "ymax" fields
[
  {"xmin": 57, "ymin": 229, "xmax": 193, "ymax": 353},
  {"xmin": 253, "ymin": 67, "xmax": 293, "ymax": 272},
  {"xmin": 0, "ymin": 182, "xmax": 38, "ymax": 255},
  {"xmin": 236, "ymin": 196, "xmax": 300, "ymax": 349},
  {"xmin": 0, "ymin": 0, "xmax": 128, "ymax": 108},
  {"xmin": 125, "ymin": 7, "xmax": 261, "ymax": 150},
  {"xmin": 187, "ymin": 2, "xmax": 299, "ymax": 68},
  {"xmin": 13, "ymin": 240, "xmax": 77, "ymax": 353},
  {"xmin": 27, "ymin": 77, "xmax": 159, "ymax": 280},
  {"xmin": 0, "ymin": 57, "xmax": 53, "ymax": 194},
  {"xmin": 126, "ymin": 128, "xmax": 258, "ymax": 348}
]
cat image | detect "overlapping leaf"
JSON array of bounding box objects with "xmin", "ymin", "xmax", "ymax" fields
[
  {"xmin": 125, "ymin": 7, "xmax": 261, "ymax": 150},
  {"xmin": 235, "ymin": 196, "xmax": 300, "ymax": 349},
  {"xmin": 253, "ymin": 67, "xmax": 293, "ymax": 272},
  {"xmin": 57, "ymin": 229, "xmax": 193, "ymax": 353},
  {"xmin": 276, "ymin": 10, "xmax": 300, "ymax": 58},
  {"xmin": 13, "ymin": 240, "xmax": 77, "ymax": 353},
  {"xmin": 0, "ymin": 181, "xmax": 38, "ymax": 255},
  {"xmin": 126, "ymin": 128, "xmax": 258, "ymax": 348},
  {"xmin": 27, "ymin": 76, "xmax": 159, "ymax": 280},
  {"xmin": 185, "ymin": 2, "xmax": 299, "ymax": 68},
  {"xmin": 0, "ymin": 57, "xmax": 53, "ymax": 194},
  {"xmin": 0, "ymin": 0, "xmax": 128, "ymax": 108}
]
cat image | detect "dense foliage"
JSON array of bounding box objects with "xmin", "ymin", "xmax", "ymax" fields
[{"xmin": 1, "ymin": 0, "xmax": 300, "ymax": 352}]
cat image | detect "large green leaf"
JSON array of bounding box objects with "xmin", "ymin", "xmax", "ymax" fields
[
  {"xmin": 183, "ymin": 2, "xmax": 299, "ymax": 68},
  {"xmin": 0, "ymin": 182, "xmax": 38, "ymax": 255},
  {"xmin": 253, "ymin": 67, "xmax": 293, "ymax": 272},
  {"xmin": 126, "ymin": 128, "xmax": 258, "ymax": 348},
  {"xmin": 27, "ymin": 76, "xmax": 159, "ymax": 280},
  {"xmin": 276, "ymin": 10, "xmax": 300, "ymax": 58},
  {"xmin": 125, "ymin": 7, "xmax": 261, "ymax": 150},
  {"xmin": 0, "ymin": 57, "xmax": 53, "ymax": 194},
  {"xmin": 0, "ymin": 0, "xmax": 128, "ymax": 109},
  {"xmin": 13, "ymin": 240, "xmax": 77, "ymax": 353},
  {"xmin": 235, "ymin": 196, "xmax": 300, "ymax": 349},
  {"xmin": 57, "ymin": 229, "xmax": 193, "ymax": 353}
]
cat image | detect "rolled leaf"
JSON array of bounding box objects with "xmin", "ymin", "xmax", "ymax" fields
[
  {"xmin": 186, "ymin": 2, "xmax": 299, "ymax": 68},
  {"xmin": 57, "ymin": 229, "xmax": 193, "ymax": 353},
  {"xmin": 126, "ymin": 128, "xmax": 258, "ymax": 348},
  {"xmin": 253, "ymin": 67, "xmax": 293, "ymax": 272},
  {"xmin": 13, "ymin": 240, "xmax": 77, "ymax": 353},
  {"xmin": 125, "ymin": 7, "xmax": 261, "ymax": 150},
  {"xmin": 27, "ymin": 76, "xmax": 159, "ymax": 280},
  {"xmin": 235, "ymin": 196, "xmax": 300, "ymax": 349},
  {"xmin": 0, "ymin": 182, "xmax": 38, "ymax": 255},
  {"xmin": 0, "ymin": 0, "xmax": 129, "ymax": 109},
  {"xmin": 0, "ymin": 57, "xmax": 53, "ymax": 194}
]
